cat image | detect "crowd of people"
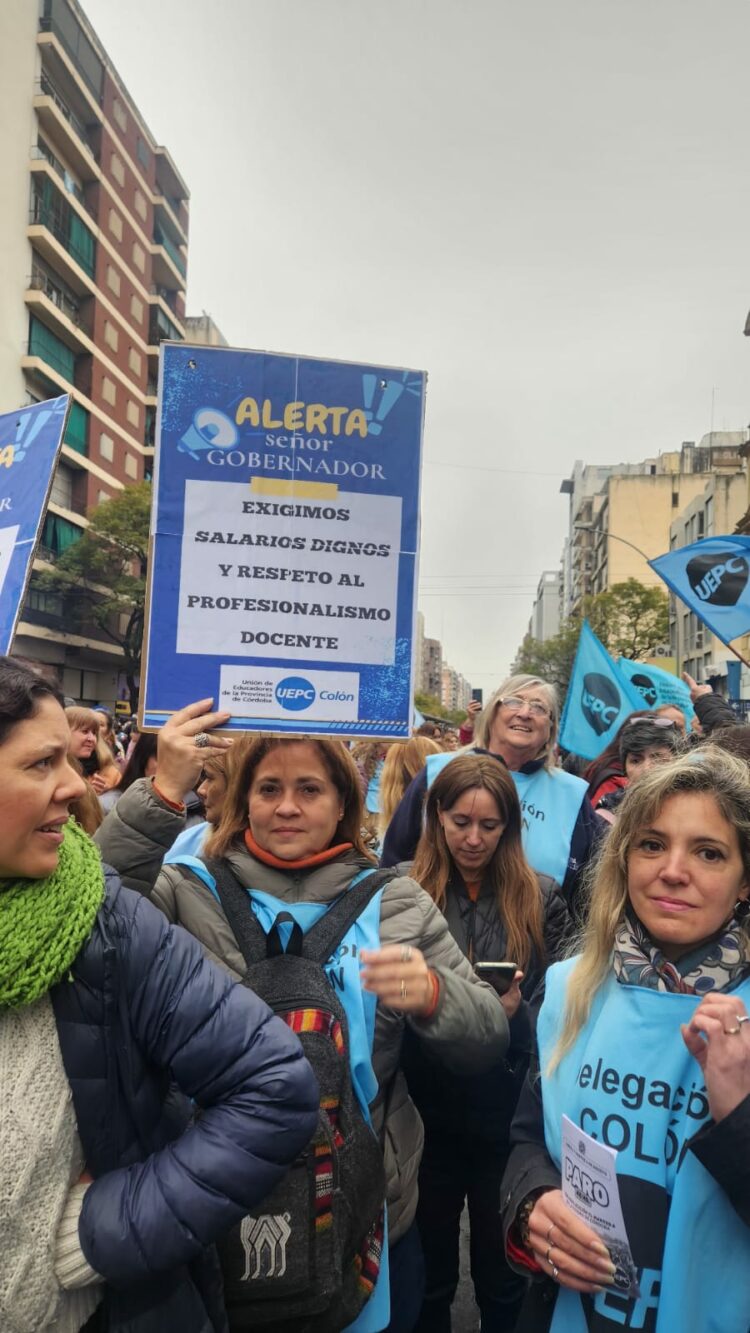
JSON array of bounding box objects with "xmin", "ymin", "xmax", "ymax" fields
[{"xmin": 4, "ymin": 655, "xmax": 750, "ymax": 1332}]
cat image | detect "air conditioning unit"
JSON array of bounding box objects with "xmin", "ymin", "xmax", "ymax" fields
[
  {"xmin": 30, "ymin": 274, "xmax": 46, "ymax": 291},
  {"xmin": 694, "ymin": 631, "xmax": 704, "ymax": 649}
]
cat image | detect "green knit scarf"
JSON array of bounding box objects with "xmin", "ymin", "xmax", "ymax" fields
[{"xmin": 0, "ymin": 819, "xmax": 105, "ymax": 1008}]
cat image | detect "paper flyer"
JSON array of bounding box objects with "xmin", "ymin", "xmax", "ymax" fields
[{"xmin": 561, "ymin": 1115, "xmax": 640, "ymax": 1300}]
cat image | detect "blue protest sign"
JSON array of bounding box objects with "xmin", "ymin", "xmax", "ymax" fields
[
  {"xmin": 559, "ymin": 621, "xmax": 643, "ymax": 760},
  {"xmin": 617, "ymin": 657, "xmax": 695, "ymax": 728},
  {"xmin": 650, "ymin": 537, "xmax": 750, "ymax": 644},
  {"xmin": 141, "ymin": 344, "xmax": 425, "ymax": 737},
  {"xmin": 0, "ymin": 395, "xmax": 69, "ymax": 653}
]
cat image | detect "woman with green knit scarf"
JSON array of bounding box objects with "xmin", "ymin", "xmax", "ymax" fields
[{"xmin": 0, "ymin": 657, "xmax": 318, "ymax": 1333}]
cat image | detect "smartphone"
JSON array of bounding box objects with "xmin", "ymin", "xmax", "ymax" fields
[
  {"xmin": 475, "ymin": 961, "xmax": 518, "ymax": 994},
  {"xmin": 471, "ymin": 687, "xmax": 484, "ymax": 705}
]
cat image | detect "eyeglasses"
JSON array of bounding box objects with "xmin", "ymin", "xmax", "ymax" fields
[
  {"xmin": 498, "ymin": 695, "xmax": 551, "ymax": 719},
  {"xmin": 624, "ymin": 716, "xmax": 677, "ymax": 729}
]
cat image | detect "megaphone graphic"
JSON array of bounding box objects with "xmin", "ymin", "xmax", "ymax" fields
[{"xmin": 179, "ymin": 407, "xmax": 238, "ymax": 459}]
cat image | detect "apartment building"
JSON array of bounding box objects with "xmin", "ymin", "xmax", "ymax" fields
[
  {"xmin": 0, "ymin": 0, "xmax": 189, "ymax": 701},
  {"xmin": 560, "ymin": 436, "xmax": 746, "ymax": 617},
  {"xmin": 527, "ymin": 569, "xmax": 561, "ymax": 643},
  {"xmin": 669, "ymin": 468, "xmax": 749, "ymax": 684},
  {"xmin": 441, "ymin": 664, "xmax": 471, "ymax": 714}
]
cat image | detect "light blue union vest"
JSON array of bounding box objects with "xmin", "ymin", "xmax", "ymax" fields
[
  {"xmin": 425, "ymin": 751, "xmax": 585, "ymax": 886},
  {"xmin": 537, "ymin": 957, "xmax": 750, "ymax": 1333},
  {"xmin": 168, "ymin": 854, "xmax": 390, "ymax": 1333}
]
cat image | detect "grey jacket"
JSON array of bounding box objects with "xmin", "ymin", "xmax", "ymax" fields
[{"xmin": 96, "ymin": 780, "xmax": 509, "ymax": 1242}]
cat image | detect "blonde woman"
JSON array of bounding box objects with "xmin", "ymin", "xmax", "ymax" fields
[
  {"xmin": 382, "ymin": 674, "xmax": 597, "ymax": 910},
  {"xmin": 377, "ymin": 735, "xmax": 441, "ymax": 842},
  {"xmin": 65, "ymin": 706, "xmax": 121, "ymax": 796},
  {"xmin": 501, "ymin": 749, "xmax": 750, "ymax": 1333}
]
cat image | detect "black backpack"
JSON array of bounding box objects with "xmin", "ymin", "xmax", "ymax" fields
[{"xmin": 204, "ymin": 857, "xmax": 393, "ymax": 1332}]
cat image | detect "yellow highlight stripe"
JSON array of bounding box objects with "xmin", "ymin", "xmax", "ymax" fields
[{"xmin": 250, "ymin": 477, "xmax": 339, "ymax": 500}]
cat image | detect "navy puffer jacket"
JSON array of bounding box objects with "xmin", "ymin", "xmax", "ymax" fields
[{"xmin": 50, "ymin": 868, "xmax": 319, "ymax": 1333}]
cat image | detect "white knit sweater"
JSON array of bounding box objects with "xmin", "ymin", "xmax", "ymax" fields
[{"xmin": 0, "ymin": 994, "xmax": 102, "ymax": 1332}]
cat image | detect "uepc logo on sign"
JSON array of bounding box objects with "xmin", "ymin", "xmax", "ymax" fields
[
  {"xmin": 582, "ymin": 672, "xmax": 621, "ymax": 736},
  {"xmin": 687, "ymin": 552, "xmax": 750, "ymax": 607},
  {"xmin": 275, "ymin": 677, "xmax": 317, "ymax": 711}
]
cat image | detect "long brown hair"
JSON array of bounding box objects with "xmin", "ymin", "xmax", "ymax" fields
[
  {"xmin": 411, "ymin": 752, "xmax": 545, "ymax": 969},
  {"xmin": 205, "ymin": 735, "xmax": 376, "ymax": 862}
]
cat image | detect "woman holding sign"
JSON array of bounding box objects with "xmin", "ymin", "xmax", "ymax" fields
[
  {"xmin": 106, "ymin": 703, "xmax": 508, "ymax": 1333},
  {"xmin": 502, "ymin": 749, "xmax": 750, "ymax": 1332}
]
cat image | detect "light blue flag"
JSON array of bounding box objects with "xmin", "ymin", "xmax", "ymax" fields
[
  {"xmin": 559, "ymin": 621, "xmax": 643, "ymax": 761},
  {"xmin": 617, "ymin": 657, "xmax": 695, "ymax": 729},
  {"xmin": 650, "ymin": 536, "xmax": 750, "ymax": 644}
]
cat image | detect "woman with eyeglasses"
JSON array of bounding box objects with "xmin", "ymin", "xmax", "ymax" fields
[{"xmin": 381, "ymin": 675, "xmax": 598, "ymax": 911}]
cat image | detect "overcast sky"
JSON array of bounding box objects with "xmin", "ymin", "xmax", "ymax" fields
[{"xmin": 84, "ymin": 0, "xmax": 750, "ymax": 689}]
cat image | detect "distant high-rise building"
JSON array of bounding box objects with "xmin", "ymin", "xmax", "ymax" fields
[{"xmin": 1, "ymin": 0, "xmax": 190, "ymax": 700}]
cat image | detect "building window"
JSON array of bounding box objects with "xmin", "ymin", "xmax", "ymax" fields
[
  {"xmin": 64, "ymin": 402, "xmax": 88, "ymax": 455},
  {"xmin": 30, "ymin": 176, "xmax": 95, "ymax": 277},
  {"xmin": 124, "ymin": 452, "xmax": 138, "ymax": 478},
  {"xmin": 132, "ymin": 241, "xmax": 145, "ymax": 273},
  {"xmin": 41, "ymin": 512, "xmax": 82, "ymax": 555},
  {"xmin": 112, "ymin": 97, "xmax": 127, "ymax": 133},
  {"xmin": 136, "ymin": 137, "xmax": 150, "ymax": 170},
  {"xmin": 106, "ymin": 264, "xmax": 121, "ymax": 296},
  {"xmin": 110, "ymin": 153, "xmax": 125, "ymax": 187},
  {"xmin": 102, "ymin": 375, "xmax": 117, "ymax": 406},
  {"xmin": 130, "ymin": 294, "xmax": 143, "ymax": 323},
  {"xmin": 108, "ymin": 208, "xmax": 123, "ymax": 241},
  {"xmin": 98, "ymin": 489, "xmax": 111, "ymax": 504},
  {"xmin": 104, "ymin": 320, "xmax": 119, "ymax": 351},
  {"xmin": 99, "ymin": 432, "xmax": 114, "ymax": 462},
  {"xmin": 126, "ymin": 400, "xmax": 139, "ymax": 428},
  {"xmin": 28, "ymin": 314, "xmax": 75, "ymax": 381},
  {"xmin": 698, "ymin": 509, "xmax": 706, "ymax": 537},
  {"xmin": 128, "ymin": 347, "xmax": 142, "ymax": 375},
  {"xmin": 50, "ymin": 464, "xmax": 74, "ymax": 510},
  {"xmin": 134, "ymin": 189, "xmax": 147, "ymax": 222}
]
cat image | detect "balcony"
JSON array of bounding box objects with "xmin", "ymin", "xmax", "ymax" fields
[
  {"xmin": 34, "ymin": 73, "xmax": 99, "ymax": 181},
  {"xmin": 152, "ymin": 221, "xmax": 186, "ymax": 287},
  {"xmin": 26, "ymin": 258, "xmax": 93, "ymax": 350},
  {"xmin": 29, "ymin": 179, "xmax": 96, "ymax": 284},
  {"xmin": 148, "ymin": 305, "xmax": 183, "ymax": 346},
  {"xmin": 153, "ymin": 193, "xmax": 188, "ymax": 245}
]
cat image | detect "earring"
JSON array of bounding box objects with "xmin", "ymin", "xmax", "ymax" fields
[{"xmin": 736, "ymin": 899, "xmax": 750, "ymax": 921}]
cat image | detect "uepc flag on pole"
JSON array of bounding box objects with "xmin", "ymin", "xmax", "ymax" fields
[
  {"xmin": 650, "ymin": 537, "xmax": 750, "ymax": 644},
  {"xmin": 617, "ymin": 657, "xmax": 695, "ymax": 728},
  {"xmin": 559, "ymin": 621, "xmax": 643, "ymax": 761}
]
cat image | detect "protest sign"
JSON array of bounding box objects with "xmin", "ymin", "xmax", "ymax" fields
[
  {"xmin": 141, "ymin": 344, "xmax": 425, "ymax": 737},
  {"xmin": 559, "ymin": 621, "xmax": 643, "ymax": 761},
  {"xmin": 0, "ymin": 395, "xmax": 70, "ymax": 653}
]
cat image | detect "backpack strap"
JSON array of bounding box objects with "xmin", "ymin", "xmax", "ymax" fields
[
  {"xmin": 301, "ymin": 867, "xmax": 398, "ymax": 965},
  {"xmin": 203, "ymin": 856, "xmax": 270, "ymax": 969},
  {"xmin": 204, "ymin": 858, "xmax": 397, "ymax": 969}
]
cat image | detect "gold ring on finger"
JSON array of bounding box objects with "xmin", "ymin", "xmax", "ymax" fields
[
  {"xmin": 546, "ymin": 1224, "xmax": 556, "ymax": 1245},
  {"xmin": 551, "ymin": 1263, "xmax": 559, "ymax": 1280},
  {"xmin": 400, "ymin": 979, "xmax": 407, "ymax": 1000},
  {"xmin": 724, "ymin": 1023, "xmax": 742, "ymax": 1035},
  {"xmin": 545, "ymin": 1245, "xmax": 554, "ymax": 1266},
  {"xmin": 738, "ymin": 1015, "xmax": 750, "ymax": 1026}
]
